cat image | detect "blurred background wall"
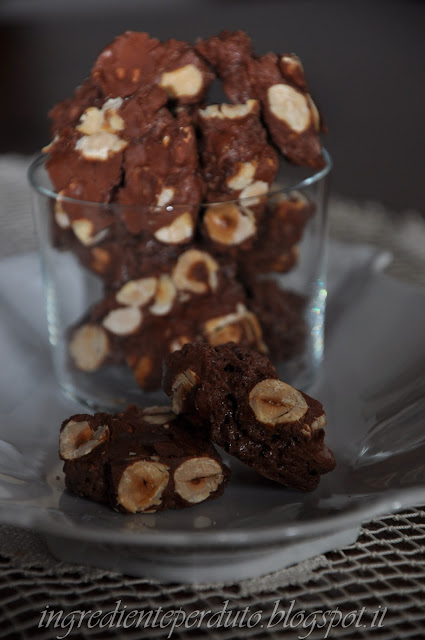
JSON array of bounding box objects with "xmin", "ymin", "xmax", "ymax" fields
[{"xmin": 0, "ymin": 0, "xmax": 424, "ymax": 212}]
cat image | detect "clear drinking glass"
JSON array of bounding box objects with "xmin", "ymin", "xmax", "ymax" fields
[{"xmin": 28, "ymin": 151, "xmax": 331, "ymax": 410}]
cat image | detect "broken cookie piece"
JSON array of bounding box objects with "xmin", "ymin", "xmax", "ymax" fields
[
  {"xmin": 67, "ymin": 278, "xmax": 176, "ymax": 384},
  {"xmin": 46, "ymin": 89, "xmax": 203, "ymax": 246},
  {"xmin": 248, "ymin": 52, "xmax": 325, "ymax": 169},
  {"xmin": 92, "ymin": 31, "xmax": 214, "ymax": 103},
  {"xmin": 196, "ymin": 30, "xmax": 325, "ymax": 169},
  {"xmin": 60, "ymin": 412, "xmax": 112, "ymax": 503},
  {"xmin": 195, "ymin": 30, "xmax": 255, "ymax": 104},
  {"xmin": 158, "ymin": 39, "xmax": 215, "ymax": 104},
  {"xmin": 91, "ymin": 31, "xmax": 164, "ymax": 98},
  {"xmin": 197, "ymin": 100, "xmax": 277, "ymax": 202},
  {"xmin": 67, "ymin": 259, "xmax": 266, "ymax": 390},
  {"xmin": 197, "ymin": 100, "xmax": 277, "ymax": 250},
  {"xmin": 163, "ymin": 343, "xmax": 335, "ymax": 491},
  {"xmin": 59, "ymin": 405, "xmax": 230, "ymax": 512},
  {"xmin": 44, "ymin": 99, "xmax": 128, "ymax": 246},
  {"xmin": 116, "ymin": 109, "xmax": 203, "ymax": 241},
  {"xmin": 163, "ymin": 342, "xmax": 277, "ymax": 431}
]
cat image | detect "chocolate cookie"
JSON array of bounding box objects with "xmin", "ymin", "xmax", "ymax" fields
[
  {"xmin": 157, "ymin": 39, "xmax": 215, "ymax": 105},
  {"xmin": 59, "ymin": 405, "xmax": 230, "ymax": 512},
  {"xmin": 116, "ymin": 109, "xmax": 203, "ymax": 242},
  {"xmin": 195, "ymin": 30, "xmax": 255, "ymax": 104},
  {"xmin": 92, "ymin": 31, "xmax": 215, "ymax": 103},
  {"xmin": 67, "ymin": 274, "xmax": 179, "ymax": 385},
  {"xmin": 46, "ymin": 97, "xmax": 204, "ymax": 247},
  {"xmin": 45, "ymin": 98, "xmax": 129, "ymax": 246},
  {"xmin": 91, "ymin": 31, "xmax": 164, "ymax": 98},
  {"xmin": 117, "ymin": 84, "xmax": 170, "ymax": 141},
  {"xmin": 163, "ymin": 343, "xmax": 335, "ymax": 491},
  {"xmin": 163, "ymin": 343, "xmax": 277, "ymax": 431},
  {"xmin": 246, "ymin": 53, "xmax": 325, "ymax": 170},
  {"xmin": 60, "ymin": 411, "xmax": 112, "ymax": 504},
  {"xmin": 197, "ymin": 100, "xmax": 277, "ymax": 203},
  {"xmin": 196, "ymin": 30, "xmax": 325, "ymax": 169},
  {"xmin": 196, "ymin": 100, "xmax": 278, "ymax": 252},
  {"xmin": 67, "ymin": 251, "xmax": 265, "ymax": 390}
]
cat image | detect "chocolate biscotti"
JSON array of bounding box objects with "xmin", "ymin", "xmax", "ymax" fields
[
  {"xmin": 44, "ymin": 29, "xmax": 327, "ymax": 392},
  {"xmin": 59, "ymin": 404, "xmax": 230, "ymax": 512},
  {"xmin": 163, "ymin": 343, "xmax": 335, "ymax": 491}
]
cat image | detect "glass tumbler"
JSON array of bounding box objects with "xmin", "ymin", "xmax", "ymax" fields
[{"xmin": 28, "ymin": 151, "xmax": 331, "ymax": 410}]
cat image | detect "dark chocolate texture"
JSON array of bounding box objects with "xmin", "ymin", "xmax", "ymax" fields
[
  {"xmin": 60, "ymin": 405, "xmax": 230, "ymax": 513},
  {"xmin": 163, "ymin": 343, "xmax": 335, "ymax": 491}
]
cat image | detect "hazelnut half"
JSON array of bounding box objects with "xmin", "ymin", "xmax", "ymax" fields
[
  {"xmin": 75, "ymin": 131, "xmax": 128, "ymax": 161},
  {"xmin": 69, "ymin": 324, "xmax": 110, "ymax": 372},
  {"xmin": 171, "ymin": 369, "xmax": 200, "ymax": 414},
  {"xmin": 172, "ymin": 249, "xmax": 219, "ymax": 294},
  {"xmin": 248, "ymin": 379, "xmax": 308, "ymax": 427},
  {"xmin": 102, "ymin": 307, "xmax": 142, "ymax": 336},
  {"xmin": 60, "ymin": 420, "xmax": 109, "ymax": 460},
  {"xmin": 149, "ymin": 275, "xmax": 176, "ymax": 316},
  {"xmin": 203, "ymin": 304, "xmax": 267, "ymax": 353},
  {"xmin": 156, "ymin": 186, "xmax": 175, "ymax": 208},
  {"xmin": 54, "ymin": 195, "xmax": 70, "ymax": 229},
  {"xmin": 239, "ymin": 180, "xmax": 268, "ymax": 206},
  {"xmin": 154, "ymin": 212, "xmax": 193, "ymax": 244},
  {"xmin": 267, "ymin": 84, "xmax": 310, "ymax": 133},
  {"xmin": 142, "ymin": 406, "xmax": 176, "ymax": 425},
  {"xmin": 117, "ymin": 460, "xmax": 169, "ymax": 513},
  {"xmin": 76, "ymin": 97, "xmax": 125, "ymax": 135},
  {"xmin": 90, "ymin": 247, "xmax": 111, "ymax": 274},
  {"xmin": 169, "ymin": 335, "xmax": 192, "ymax": 353},
  {"xmin": 159, "ymin": 64, "xmax": 203, "ymax": 99},
  {"xmin": 129, "ymin": 355, "xmax": 153, "ymax": 389},
  {"xmin": 71, "ymin": 220, "xmax": 109, "ymax": 247},
  {"xmin": 116, "ymin": 277, "xmax": 157, "ymax": 307},
  {"xmin": 199, "ymin": 100, "xmax": 258, "ymax": 120},
  {"xmin": 174, "ymin": 457, "xmax": 224, "ymax": 503},
  {"xmin": 227, "ymin": 161, "xmax": 257, "ymax": 191},
  {"xmin": 204, "ymin": 203, "xmax": 256, "ymax": 246}
]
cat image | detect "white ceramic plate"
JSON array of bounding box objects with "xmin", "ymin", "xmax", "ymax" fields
[{"xmin": 1, "ymin": 244, "xmax": 425, "ymax": 583}]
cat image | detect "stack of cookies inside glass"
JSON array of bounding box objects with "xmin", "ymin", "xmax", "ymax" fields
[{"xmin": 44, "ymin": 30, "xmax": 327, "ymax": 391}]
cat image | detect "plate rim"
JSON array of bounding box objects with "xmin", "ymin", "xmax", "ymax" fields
[{"xmin": 1, "ymin": 484, "xmax": 425, "ymax": 550}]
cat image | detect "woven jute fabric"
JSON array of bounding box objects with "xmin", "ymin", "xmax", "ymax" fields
[{"xmin": 1, "ymin": 155, "xmax": 425, "ymax": 639}]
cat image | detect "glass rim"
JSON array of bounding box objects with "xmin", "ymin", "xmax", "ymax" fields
[{"xmin": 27, "ymin": 148, "xmax": 332, "ymax": 210}]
